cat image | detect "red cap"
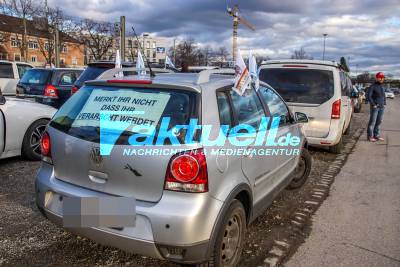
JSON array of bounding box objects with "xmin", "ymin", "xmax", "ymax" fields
[{"xmin": 376, "ymin": 72, "xmax": 385, "ymax": 79}]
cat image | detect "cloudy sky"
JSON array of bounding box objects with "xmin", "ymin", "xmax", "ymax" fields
[{"xmin": 51, "ymin": 0, "xmax": 400, "ymax": 77}]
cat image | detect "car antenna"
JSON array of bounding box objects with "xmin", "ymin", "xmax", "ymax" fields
[{"xmin": 131, "ymin": 26, "xmax": 155, "ymax": 78}]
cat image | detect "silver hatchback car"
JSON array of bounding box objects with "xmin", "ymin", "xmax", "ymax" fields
[{"xmin": 35, "ymin": 70, "xmax": 311, "ymax": 266}]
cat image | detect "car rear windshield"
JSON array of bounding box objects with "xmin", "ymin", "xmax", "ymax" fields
[
  {"xmin": 75, "ymin": 66, "xmax": 111, "ymax": 87},
  {"xmin": 0, "ymin": 63, "xmax": 14, "ymax": 79},
  {"xmin": 50, "ymin": 85, "xmax": 199, "ymax": 144},
  {"xmin": 259, "ymin": 68, "xmax": 334, "ymax": 104},
  {"xmin": 20, "ymin": 69, "xmax": 51, "ymax": 84}
]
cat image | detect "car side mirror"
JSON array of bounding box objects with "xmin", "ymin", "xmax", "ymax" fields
[
  {"xmin": 295, "ymin": 112, "xmax": 308, "ymax": 123},
  {"xmin": 0, "ymin": 94, "xmax": 6, "ymax": 105}
]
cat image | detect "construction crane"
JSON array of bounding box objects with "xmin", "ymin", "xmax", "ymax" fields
[{"xmin": 227, "ymin": 4, "xmax": 256, "ymax": 61}]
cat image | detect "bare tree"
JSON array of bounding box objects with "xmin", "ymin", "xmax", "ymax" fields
[
  {"xmin": 216, "ymin": 46, "xmax": 229, "ymax": 67},
  {"xmin": 76, "ymin": 19, "xmax": 115, "ymax": 61},
  {"xmin": 2, "ymin": 0, "xmax": 40, "ymax": 61},
  {"xmin": 291, "ymin": 47, "xmax": 313, "ymax": 60},
  {"xmin": 172, "ymin": 38, "xmax": 198, "ymax": 68}
]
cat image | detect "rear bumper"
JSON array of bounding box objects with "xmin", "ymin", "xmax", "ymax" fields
[
  {"xmin": 35, "ymin": 163, "xmax": 223, "ymax": 263},
  {"xmin": 305, "ymin": 120, "xmax": 343, "ymax": 147}
]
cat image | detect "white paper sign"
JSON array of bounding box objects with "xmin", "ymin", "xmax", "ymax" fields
[{"xmin": 72, "ymin": 90, "xmax": 171, "ymax": 128}]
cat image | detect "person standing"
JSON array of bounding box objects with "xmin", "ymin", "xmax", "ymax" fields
[{"xmin": 367, "ymin": 72, "xmax": 386, "ymax": 142}]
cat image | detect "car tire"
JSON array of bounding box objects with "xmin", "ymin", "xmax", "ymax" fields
[
  {"xmin": 329, "ymin": 136, "xmax": 343, "ymax": 154},
  {"xmin": 287, "ymin": 148, "xmax": 312, "ymax": 190},
  {"xmin": 354, "ymin": 102, "xmax": 362, "ymax": 113},
  {"xmin": 344, "ymin": 120, "xmax": 351, "ymax": 135},
  {"xmin": 22, "ymin": 119, "xmax": 49, "ymax": 161},
  {"xmin": 200, "ymin": 200, "xmax": 246, "ymax": 267}
]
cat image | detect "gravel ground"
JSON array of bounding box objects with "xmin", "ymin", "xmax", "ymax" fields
[{"xmin": 0, "ymin": 107, "xmax": 368, "ymax": 267}]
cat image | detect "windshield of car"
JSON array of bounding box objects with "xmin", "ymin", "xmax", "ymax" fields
[
  {"xmin": 259, "ymin": 68, "xmax": 335, "ymax": 104},
  {"xmin": 50, "ymin": 86, "xmax": 199, "ymax": 144},
  {"xmin": 20, "ymin": 69, "xmax": 51, "ymax": 84},
  {"xmin": 0, "ymin": 63, "xmax": 14, "ymax": 79}
]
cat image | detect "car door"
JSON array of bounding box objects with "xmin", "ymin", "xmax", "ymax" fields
[
  {"xmin": 0, "ymin": 62, "xmax": 17, "ymax": 95},
  {"xmin": 56, "ymin": 71, "xmax": 78, "ymax": 105},
  {"xmin": 257, "ymin": 86, "xmax": 300, "ymax": 198},
  {"xmin": 226, "ymin": 89, "xmax": 275, "ymax": 205}
]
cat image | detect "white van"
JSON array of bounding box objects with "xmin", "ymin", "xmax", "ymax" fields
[
  {"xmin": 0, "ymin": 60, "xmax": 33, "ymax": 96},
  {"xmin": 259, "ymin": 60, "xmax": 353, "ymax": 153}
]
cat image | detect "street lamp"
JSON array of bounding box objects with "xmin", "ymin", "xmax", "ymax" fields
[{"xmin": 322, "ymin": 33, "xmax": 328, "ymax": 61}]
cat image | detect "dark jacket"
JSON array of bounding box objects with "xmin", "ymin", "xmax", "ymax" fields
[{"xmin": 367, "ymin": 82, "xmax": 386, "ymax": 107}]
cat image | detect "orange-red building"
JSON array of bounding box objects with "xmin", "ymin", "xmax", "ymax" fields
[{"xmin": 0, "ymin": 14, "xmax": 84, "ymax": 68}]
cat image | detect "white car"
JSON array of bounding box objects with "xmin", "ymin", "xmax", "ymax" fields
[
  {"xmin": 0, "ymin": 91, "xmax": 56, "ymax": 160},
  {"xmin": 0, "ymin": 60, "xmax": 33, "ymax": 96},
  {"xmin": 385, "ymin": 89, "xmax": 395, "ymax": 99},
  {"xmin": 259, "ymin": 60, "xmax": 354, "ymax": 154}
]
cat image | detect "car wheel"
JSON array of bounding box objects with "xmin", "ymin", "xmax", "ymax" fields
[
  {"xmin": 201, "ymin": 200, "xmax": 246, "ymax": 267},
  {"xmin": 344, "ymin": 120, "xmax": 351, "ymax": 135},
  {"xmin": 329, "ymin": 136, "xmax": 343, "ymax": 154},
  {"xmin": 287, "ymin": 149, "xmax": 312, "ymax": 190},
  {"xmin": 22, "ymin": 119, "xmax": 49, "ymax": 161},
  {"xmin": 354, "ymin": 102, "xmax": 362, "ymax": 113}
]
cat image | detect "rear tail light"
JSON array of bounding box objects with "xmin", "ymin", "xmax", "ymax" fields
[
  {"xmin": 41, "ymin": 131, "xmax": 53, "ymax": 164},
  {"xmin": 164, "ymin": 149, "xmax": 208, "ymax": 193},
  {"xmin": 331, "ymin": 99, "xmax": 341, "ymax": 119},
  {"xmin": 71, "ymin": 85, "xmax": 79, "ymax": 95},
  {"xmin": 44, "ymin": 85, "xmax": 59, "ymax": 98}
]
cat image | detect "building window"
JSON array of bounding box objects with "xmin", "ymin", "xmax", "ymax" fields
[
  {"xmin": 31, "ymin": 55, "xmax": 37, "ymax": 62},
  {"xmin": 28, "ymin": 41, "xmax": 38, "ymax": 49},
  {"xmin": 152, "ymin": 42, "xmax": 156, "ymax": 49},
  {"xmin": 146, "ymin": 41, "xmax": 150, "ymax": 49},
  {"xmin": 72, "ymin": 57, "xmax": 77, "ymax": 65},
  {"xmin": 60, "ymin": 58, "xmax": 65, "ymax": 65},
  {"xmin": 61, "ymin": 45, "xmax": 68, "ymax": 53},
  {"xmin": 146, "ymin": 50, "xmax": 150, "ymax": 58},
  {"xmin": 153, "ymin": 51, "xmax": 156, "ymax": 58},
  {"xmin": 11, "ymin": 38, "xmax": 20, "ymax": 47},
  {"xmin": 14, "ymin": 54, "xmax": 21, "ymax": 61},
  {"xmin": 127, "ymin": 40, "xmax": 132, "ymax": 48},
  {"xmin": 0, "ymin": 53, "xmax": 8, "ymax": 60}
]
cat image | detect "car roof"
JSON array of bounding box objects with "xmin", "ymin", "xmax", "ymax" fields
[
  {"xmin": 29, "ymin": 68, "xmax": 83, "ymax": 71},
  {"xmin": 261, "ymin": 59, "xmax": 340, "ymax": 68},
  {"xmin": 86, "ymin": 72, "xmax": 237, "ymax": 93}
]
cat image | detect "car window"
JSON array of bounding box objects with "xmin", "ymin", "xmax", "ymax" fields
[
  {"xmin": 229, "ymin": 89, "xmax": 265, "ymax": 129},
  {"xmin": 75, "ymin": 65, "xmax": 111, "ymax": 87},
  {"xmin": 340, "ymin": 72, "xmax": 350, "ymax": 96},
  {"xmin": 16, "ymin": 64, "xmax": 32, "ymax": 78},
  {"xmin": 216, "ymin": 91, "xmax": 233, "ymax": 126},
  {"xmin": 60, "ymin": 72, "xmax": 76, "ymax": 85},
  {"xmin": 50, "ymin": 86, "xmax": 199, "ymax": 145},
  {"xmin": 259, "ymin": 87, "xmax": 291, "ymax": 127},
  {"xmin": 0, "ymin": 62, "xmax": 14, "ymax": 79},
  {"xmin": 259, "ymin": 68, "xmax": 334, "ymax": 104},
  {"xmin": 20, "ymin": 69, "xmax": 51, "ymax": 84}
]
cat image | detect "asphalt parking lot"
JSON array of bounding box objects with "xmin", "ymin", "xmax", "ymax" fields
[{"xmin": 0, "ymin": 106, "xmax": 369, "ymax": 267}]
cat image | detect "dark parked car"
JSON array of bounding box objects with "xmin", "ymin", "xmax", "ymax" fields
[
  {"xmin": 71, "ymin": 61, "xmax": 179, "ymax": 95},
  {"xmin": 16, "ymin": 68, "xmax": 83, "ymax": 108}
]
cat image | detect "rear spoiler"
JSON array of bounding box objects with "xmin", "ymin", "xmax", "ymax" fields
[{"xmin": 98, "ymin": 67, "xmax": 174, "ymax": 80}]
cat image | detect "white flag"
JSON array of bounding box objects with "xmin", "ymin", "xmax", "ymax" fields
[
  {"xmin": 115, "ymin": 49, "xmax": 123, "ymax": 78},
  {"xmin": 232, "ymin": 48, "xmax": 251, "ymax": 96},
  {"xmin": 249, "ymin": 51, "xmax": 260, "ymax": 90},
  {"xmin": 165, "ymin": 55, "xmax": 175, "ymax": 69},
  {"xmin": 136, "ymin": 50, "xmax": 146, "ymax": 76}
]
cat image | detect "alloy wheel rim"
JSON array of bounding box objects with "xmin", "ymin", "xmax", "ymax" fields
[{"xmin": 30, "ymin": 125, "xmax": 46, "ymax": 156}]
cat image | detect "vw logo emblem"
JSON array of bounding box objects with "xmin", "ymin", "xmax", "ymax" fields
[{"xmin": 90, "ymin": 147, "xmax": 103, "ymax": 165}]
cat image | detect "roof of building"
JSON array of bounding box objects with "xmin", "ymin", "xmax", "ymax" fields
[{"xmin": 0, "ymin": 14, "xmax": 81, "ymax": 44}]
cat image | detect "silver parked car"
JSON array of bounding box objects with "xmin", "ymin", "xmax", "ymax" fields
[{"xmin": 35, "ymin": 70, "xmax": 311, "ymax": 266}]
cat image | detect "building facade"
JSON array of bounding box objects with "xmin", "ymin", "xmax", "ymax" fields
[
  {"xmin": 0, "ymin": 14, "xmax": 85, "ymax": 68},
  {"xmin": 87, "ymin": 33, "xmax": 173, "ymax": 64}
]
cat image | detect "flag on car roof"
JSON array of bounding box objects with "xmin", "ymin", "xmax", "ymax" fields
[
  {"xmin": 249, "ymin": 51, "xmax": 260, "ymax": 91},
  {"xmin": 115, "ymin": 50, "xmax": 123, "ymax": 78},
  {"xmin": 165, "ymin": 55, "xmax": 175, "ymax": 69},
  {"xmin": 136, "ymin": 50, "xmax": 146, "ymax": 77},
  {"xmin": 232, "ymin": 48, "xmax": 251, "ymax": 96}
]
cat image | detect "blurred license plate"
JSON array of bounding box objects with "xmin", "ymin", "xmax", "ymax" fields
[{"xmin": 63, "ymin": 197, "xmax": 136, "ymax": 228}]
